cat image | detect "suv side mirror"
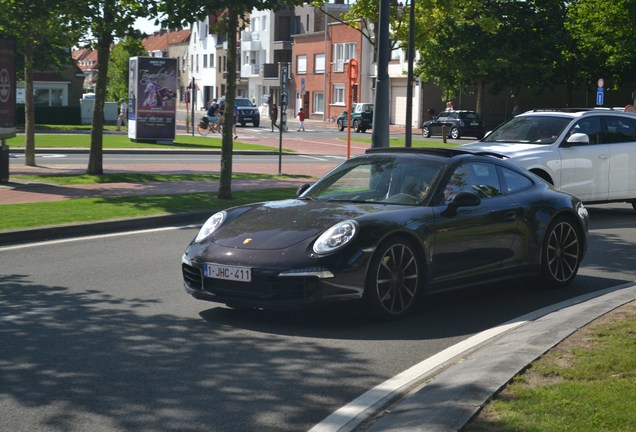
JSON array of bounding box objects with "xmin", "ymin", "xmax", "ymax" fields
[{"xmin": 564, "ymin": 132, "xmax": 590, "ymax": 147}]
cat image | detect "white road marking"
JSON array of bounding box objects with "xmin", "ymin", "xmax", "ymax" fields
[{"xmin": 0, "ymin": 225, "xmax": 199, "ymax": 252}]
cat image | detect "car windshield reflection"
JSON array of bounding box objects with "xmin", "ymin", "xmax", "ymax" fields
[
  {"xmin": 481, "ymin": 116, "xmax": 572, "ymax": 144},
  {"xmin": 301, "ymin": 157, "xmax": 443, "ymax": 206}
]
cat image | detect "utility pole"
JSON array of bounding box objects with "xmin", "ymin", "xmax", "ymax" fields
[{"xmin": 371, "ymin": 0, "xmax": 391, "ymax": 148}]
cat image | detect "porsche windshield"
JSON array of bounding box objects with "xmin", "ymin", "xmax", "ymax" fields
[
  {"xmin": 302, "ymin": 157, "xmax": 443, "ymax": 206},
  {"xmin": 482, "ymin": 116, "xmax": 572, "ymax": 144}
]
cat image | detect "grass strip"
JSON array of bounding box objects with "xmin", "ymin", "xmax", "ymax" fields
[
  {"xmin": 11, "ymin": 172, "xmax": 312, "ymax": 185},
  {"xmin": 465, "ymin": 304, "xmax": 636, "ymax": 431},
  {"xmin": 0, "ymin": 188, "xmax": 297, "ymax": 232},
  {"xmin": 5, "ymin": 133, "xmax": 285, "ymax": 151}
]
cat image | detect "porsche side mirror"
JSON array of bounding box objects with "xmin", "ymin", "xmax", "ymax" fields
[
  {"xmin": 442, "ymin": 191, "xmax": 481, "ymax": 217},
  {"xmin": 297, "ymin": 183, "xmax": 312, "ymax": 197}
]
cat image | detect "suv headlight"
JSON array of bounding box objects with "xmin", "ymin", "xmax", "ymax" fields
[{"xmin": 313, "ymin": 220, "xmax": 358, "ymax": 254}]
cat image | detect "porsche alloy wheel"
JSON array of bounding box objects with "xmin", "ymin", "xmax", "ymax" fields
[
  {"xmin": 422, "ymin": 126, "xmax": 431, "ymax": 138},
  {"xmin": 450, "ymin": 126, "xmax": 460, "ymax": 139},
  {"xmin": 541, "ymin": 218, "xmax": 582, "ymax": 288},
  {"xmin": 364, "ymin": 237, "xmax": 421, "ymax": 319}
]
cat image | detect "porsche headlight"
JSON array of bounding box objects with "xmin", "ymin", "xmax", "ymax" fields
[
  {"xmin": 313, "ymin": 220, "xmax": 358, "ymax": 254},
  {"xmin": 195, "ymin": 211, "xmax": 226, "ymax": 242}
]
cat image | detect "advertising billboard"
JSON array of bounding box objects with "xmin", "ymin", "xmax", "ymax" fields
[
  {"xmin": 0, "ymin": 36, "xmax": 16, "ymax": 140},
  {"xmin": 128, "ymin": 56, "xmax": 177, "ymax": 142}
]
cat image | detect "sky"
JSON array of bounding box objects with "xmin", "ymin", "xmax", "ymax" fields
[{"xmin": 134, "ymin": 17, "xmax": 162, "ymax": 35}]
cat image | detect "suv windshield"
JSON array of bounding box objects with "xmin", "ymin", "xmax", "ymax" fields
[
  {"xmin": 235, "ymin": 99, "xmax": 255, "ymax": 107},
  {"xmin": 482, "ymin": 115, "xmax": 572, "ymax": 144}
]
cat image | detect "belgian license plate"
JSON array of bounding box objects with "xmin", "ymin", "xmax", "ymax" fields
[
  {"xmin": 205, "ymin": 263, "xmax": 252, "ymax": 282},
  {"xmin": 470, "ymin": 122, "xmax": 479, "ymax": 126}
]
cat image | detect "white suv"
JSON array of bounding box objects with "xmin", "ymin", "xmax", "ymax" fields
[{"xmin": 463, "ymin": 108, "xmax": 636, "ymax": 210}]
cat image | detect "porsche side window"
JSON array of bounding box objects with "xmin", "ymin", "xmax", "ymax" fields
[
  {"xmin": 501, "ymin": 167, "xmax": 533, "ymax": 193},
  {"xmin": 444, "ymin": 162, "xmax": 501, "ymax": 202}
]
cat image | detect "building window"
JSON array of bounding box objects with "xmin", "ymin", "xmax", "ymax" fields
[
  {"xmin": 209, "ymin": 54, "xmax": 215, "ymax": 68},
  {"xmin": 313, "ymin": 92, "xmax": 324, "ymax": 114},
  {"xmin": 33, "ymin": 86, "xmax": 66, "ymax": 106},
  {"xmin": 314, "ymin": 53, "xmax": 325, "ymax": 73},
  {"xmin": 297, "ymin": 55, "xmax": 307, "ymax": 74},
  {"xmin": 203, "ymin": 55, "xmax": 208, "ymax": 68},
  {"xmin": 333, "ymin": 43, "xmax": 356, "ymax": 72},
  {"xmin": 391, "ymin": 48, "xmax": 402, "ymax": 61},
  {"xmin": 333, "ymin": 84, "xmax": 345, "ymax": 105}
]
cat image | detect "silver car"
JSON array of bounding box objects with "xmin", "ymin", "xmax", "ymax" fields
[{"xmin": 463, "ymin": 108, "xmax": 636, "ymax": 211}]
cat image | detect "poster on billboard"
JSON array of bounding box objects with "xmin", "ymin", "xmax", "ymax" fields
[
  {"xmin": 128, "ymin": 56, "xmax": 177, "ymax": 142},
  {"xmin": 0, "ymin": 35, "xmax": 16, "ymax": 140}
]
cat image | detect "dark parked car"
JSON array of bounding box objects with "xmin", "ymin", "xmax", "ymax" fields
[
  {"xmin": 337, "ymin": 103, "xmax": 373, "ymax": 133},
  {"xmin": 422, "ymin": 110, "xmax": 486, "ymax": 140},
  {"xmin": 182, "ymin": 148, "xmax": 589, "ymax": 320},
  {"xmin": 219, "ymin": 97, "xmax": 260, "ymax": 127}
]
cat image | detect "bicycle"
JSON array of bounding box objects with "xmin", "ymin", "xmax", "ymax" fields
[{"xmin": 197, "ymin": 117, "xmax": 211, "ymax": 136}]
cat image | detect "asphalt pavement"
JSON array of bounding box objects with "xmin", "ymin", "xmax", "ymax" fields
[{"xmin": 1, "ymin": 121, "xmax": 635, "ymax": 431}]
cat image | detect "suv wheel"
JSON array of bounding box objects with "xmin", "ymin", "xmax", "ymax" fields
[
  {"xmin": 422, "ymin": 126, "xmax": 431, "ymax": 138},
  {"xmin": 450, "ymin": 127, "xmax": 460, "ymax": 139},
  {"xmin": 353, "ymin": 119, "xmax": 362, "ymax": 133},
  {"xmin": 337, "ymin": 119, "xmax": 345, "ymax": 131}
]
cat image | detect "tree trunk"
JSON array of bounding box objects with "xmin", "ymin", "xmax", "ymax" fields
[
  {"xmin": 475, "ymin": 79, "xmax": 485, "ymax": 116},
  {"xmin": 86, "ymin": 26, "xmax": 113, "ymax": 174},
  {"xmin": 23, "ymin": 41, "xmax": 36, "ymax": 167},
  {"xmin": 218, "ymin": 10, "xmax": 239, "ymax": 200}
]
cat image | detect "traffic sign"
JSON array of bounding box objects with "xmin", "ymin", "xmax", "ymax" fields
[{"xmin": 596, "ymin": 87, "xmax": 604, "ymax": 106}]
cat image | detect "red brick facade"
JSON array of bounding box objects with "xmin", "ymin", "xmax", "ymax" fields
[{"xmin": 293, "ymin": 22, "xmax": 364, "ymax": 121}]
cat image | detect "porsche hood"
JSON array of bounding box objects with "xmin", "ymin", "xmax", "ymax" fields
[{"xmin": 208, "ymin": 199, "xmax": 389, "ymax": 250}]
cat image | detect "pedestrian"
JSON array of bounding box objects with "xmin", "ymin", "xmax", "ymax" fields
[
  {"xmin": 206, "ymin": 100, "xmax": 221, "ymax": 133},
  {"xmin": 116, "ymin": 98, "xmax": 127, "ymax": 131},
  {"xmin": 445, "ymin": 101, "xmax": 455, "ymax": 112},
  {"xmin": 296, "ymin": 107, "xmax": 306, "ymax": 131},
  {"xmin": 270, "ymin": 103, "xmax": 278, "ymax": 132},
  {"xmin": 512, "ymin": 104, "xmax": 520, "ymax": 116}
]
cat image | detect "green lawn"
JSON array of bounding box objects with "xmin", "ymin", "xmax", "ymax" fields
[
  {"xmin": 0, "ymin": 188, "xmax": 297, "ymax": 232},
  {"xmin": 12, "ymin": 172, "xmax": 311, "ymax": 185},
  {"xmin": 5, "ymin": 131, "xmax": 284, "ymax": 151},
  {"xmin": 464, "ymin": 304, "xmax": 636, "ymax": 431}
]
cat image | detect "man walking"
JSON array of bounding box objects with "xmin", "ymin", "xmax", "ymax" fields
[
  {"xmin": 116, "ymin": 98, "xmax": 127, "ymax": 131},
  {"xmin": 270, "ymin": 103, "xmax": 278, "ymax": 132}
]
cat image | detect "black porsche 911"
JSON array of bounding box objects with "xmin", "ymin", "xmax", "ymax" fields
[{"xmin": 182, "ymin": 148, "xmax": 589, "ymax": 320}]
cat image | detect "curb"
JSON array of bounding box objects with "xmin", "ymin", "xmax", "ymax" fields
[{"xmin": 0, "ymin": 211, "xmax": 208, "ymax": 246}]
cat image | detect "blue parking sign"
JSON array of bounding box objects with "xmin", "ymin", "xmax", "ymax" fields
[{"xmin": 596, "ymin": 88, "xmax": 604, "ymax": 105}]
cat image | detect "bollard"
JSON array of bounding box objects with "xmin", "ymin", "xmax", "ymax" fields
[{"xmin": 441, "ymin": 125, "xmax": 447, "ymax": 143}]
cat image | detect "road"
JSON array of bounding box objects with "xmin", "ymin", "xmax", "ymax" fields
[{"xmin": 1, "ymin": 203, "xmax": 634, "ymax": 431}]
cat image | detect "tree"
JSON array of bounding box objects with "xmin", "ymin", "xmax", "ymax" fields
[
  {"xmin": 0, "ymin": 0, "xmax": 82, "ymax": 167},
  {"xmin": 107, "ymin": 36, "xmax": 146, "ymax": 101},
  {"xmin": 158, "ymin": 0, "xmax": 306, "ymax": 199},
  {"xmin": 76, "ymin": 0, "xmax": 158, "ymax": 175},
  {"xmin": 412, "ymin": 0, "xmax": 566, "ymax": 113},
  {"xmin": 565, "ymin": 0, "xmax": 636, "ymax": 90}
]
